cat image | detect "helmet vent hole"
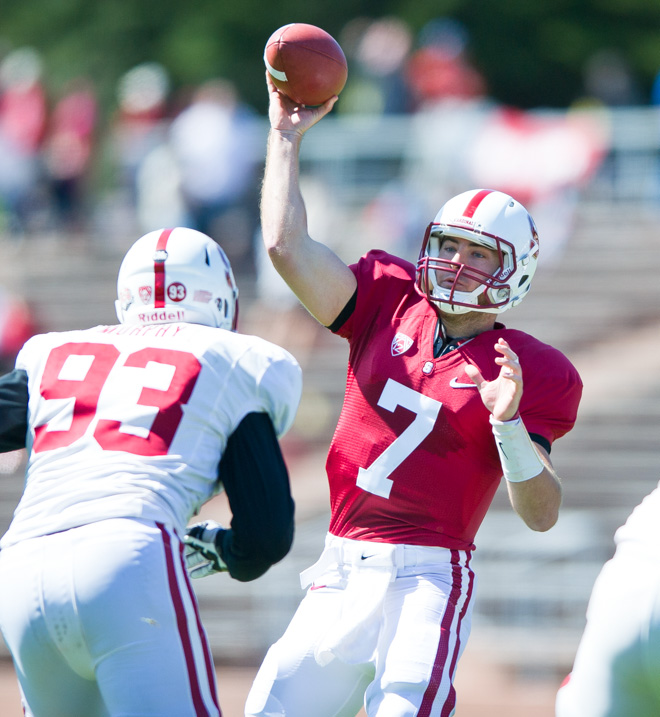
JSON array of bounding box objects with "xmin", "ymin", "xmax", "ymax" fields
[
  {"xmin": 518, "ymin": 275, "xmax": 528, "ymax": 287},
  {"xmin": 205, "ymin": 249, "xmax": 211, "ymax": 266}
]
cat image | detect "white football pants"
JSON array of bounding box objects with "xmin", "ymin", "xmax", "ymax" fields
[
  {"xmin": 0, "ymin": 518, "xmax": 220, "ymax": 717},
  {"xmin": 556, "ymin": 541, "xmax": 660, "ymax": 717},
  {"xmin": 245, "ymin": 534, "xmax": 475, "ymax": 717}
]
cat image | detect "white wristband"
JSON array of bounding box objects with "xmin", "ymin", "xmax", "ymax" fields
[{"xmin": 489, "ymin": 415, "xmax": 544, "ymax": 483}]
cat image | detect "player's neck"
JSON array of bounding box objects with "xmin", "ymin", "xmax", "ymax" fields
[{"xmin": 438, "ymin": 310, "xmax": 497, "ymax": 341}]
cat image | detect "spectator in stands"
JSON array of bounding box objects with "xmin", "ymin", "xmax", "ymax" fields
[
  {"xmin": 111, "ymin": 62, "xmax": 171, "ymax": 213},
  {"xmin": 405, "ymin": 18, "xmax": 487, "ymax": 111},
  {"xmin": 0, "ymin": 47, "xmax": 47, "ymax": 238},
  {"xmin": 582, "ymin": 49, "xmax": 643, "ymax": 108},
  {"xmin": 42, "ymin": 77, "xmax": 98, "ymax": 234},
  {"xmin": 338, "ymin": 16, "xmax": 413, "ymax": 115},
  {"xmin": 168, "ymin": 79, "xmax": 261, "ymax": 273}
]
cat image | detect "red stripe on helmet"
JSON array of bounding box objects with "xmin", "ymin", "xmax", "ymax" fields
[
  {"xmin": 462, "ymin": 189, "xmax": 493, "ymax": 218},
  {"xmin": 154, "ymin": 228, "xmax": 173, "ymax": 308}
]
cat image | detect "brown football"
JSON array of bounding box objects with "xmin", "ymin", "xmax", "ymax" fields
[{"xmin": 264, "ymin": 23, "xmax": 348, "ymax": 106}]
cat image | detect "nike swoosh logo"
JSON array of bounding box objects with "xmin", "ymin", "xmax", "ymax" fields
[
  {"xmin": 450, "ymin": 378, "xmax": 477, "ymax": 389},
  {"xmin": 360, "ymin": 554, "xmax": 376, "ymax": 560}
]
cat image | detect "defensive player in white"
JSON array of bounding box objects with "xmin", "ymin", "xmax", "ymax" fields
[
  {"xmin": 241, "ymin": 76, "xmax": 584, "ymax": 717},
  {"xmin": 0, "ymin": 227, "xmax": 302, "ymax": 717},
  {"xmin": 556, "ymin": 482, "xmax": 660, "ymax": 716}
]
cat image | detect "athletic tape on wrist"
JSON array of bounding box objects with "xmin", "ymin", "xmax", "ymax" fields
[{"xmin": 489, "ymin": 415, "xmax": 544, "ymax": 483}]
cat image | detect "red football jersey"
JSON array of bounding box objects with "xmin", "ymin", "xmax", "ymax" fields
[{"xmin": 327, "ymin": 250, "xmax": 582, "ymax": 550}]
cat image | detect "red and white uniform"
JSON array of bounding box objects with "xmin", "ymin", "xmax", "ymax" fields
[
  {"xmin": 327, "ymin": 250, "xmax": 580, "ymax": 550},
  {"xmin": 246, "ymin": 251, "xmax": 582, "ymax": 717},
  {"xmin": 0, "ymin": 322, "xmax": 301, "ymax": 717},
  {"xmin": 556, "ymin": 482, "xmax": 660, "ymax": 716},
  {"xmin": 2, "ymin": 321, "xmax": 299, "ymax": 546}
]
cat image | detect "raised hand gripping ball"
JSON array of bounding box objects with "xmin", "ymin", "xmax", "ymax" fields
[{"xmin": 264, "ymin": 23, "xmax": 348, "ymax": 106}]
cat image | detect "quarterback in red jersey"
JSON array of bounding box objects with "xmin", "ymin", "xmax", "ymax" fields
[{"xmin": 244, "ymin": 74, "xmax": 582, "ymax": 717}]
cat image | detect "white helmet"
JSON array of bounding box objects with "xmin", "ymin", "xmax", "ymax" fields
[
  {"xmin": 115, "ymin": 227, "xmax": 238, "ymax": 330},
  {"xmin": 415, "ymin": 188, "xmax": 539, "ymax": 314}
]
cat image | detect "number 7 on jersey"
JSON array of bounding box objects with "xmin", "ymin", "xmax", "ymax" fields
[{"xmin": 357, "ymin": 379, "xmax": 442, "ymax": 499}]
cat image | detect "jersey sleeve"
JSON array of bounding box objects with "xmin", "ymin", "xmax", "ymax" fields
[
  {"xmin": 216, "ymin": 338, "xmax": 303, "ymax": 439},
  {"xmin": 215, "ymin": 411, "xmax": 294, "ymax": 581},
  {"xmin": 255, "ymin": 348, "xmax": 302, "ymax": 438},
  {"xmin": 518, "ymin": 342, "xmax": 583, "ymax": 447},
  {"xmin": 332, "ymin": 250, "xmax": 416, "ymax": 341},
  {"xmin": 0, "ymin": 368, "xmax": 28, "ymax": 452}
]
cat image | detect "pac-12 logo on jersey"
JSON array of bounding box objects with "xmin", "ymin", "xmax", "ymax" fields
[{"xmin": 391, "ymin": 332, "xmax": 413, "ymax": 356}]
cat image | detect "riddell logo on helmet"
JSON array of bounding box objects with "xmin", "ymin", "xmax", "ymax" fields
[{"xmin": 138, "ymin": 309, "xmax": 186, "ymax": 323}]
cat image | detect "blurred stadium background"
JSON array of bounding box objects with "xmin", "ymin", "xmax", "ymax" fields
[{"xmin": 1, "ymin": 5, "xmax": 660, "ymax": 715}]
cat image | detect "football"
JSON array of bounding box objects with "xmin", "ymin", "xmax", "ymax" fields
[{"xmin": 264, "ymin": 23, "xmax": 348, "ymax": 106}]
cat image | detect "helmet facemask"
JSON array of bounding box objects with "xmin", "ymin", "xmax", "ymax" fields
[{"xmin": 417, "ymin": 226, "xmax": 516, "ymax": 314}]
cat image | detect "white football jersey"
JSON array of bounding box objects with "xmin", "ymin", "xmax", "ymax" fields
[
  {"xmin": 613, "ymin": 479, "xmax": 660, "ymax": 553},
  {"xmin": 1, "ymin": 322, "xmax": 301, "ymax": 548}
]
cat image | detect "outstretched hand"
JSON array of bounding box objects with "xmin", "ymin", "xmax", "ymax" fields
[
  {"xmin": 266, "ymin": 72, "xmax": 338, "ymax": 136},
  {"xmin": 464, "ymin": 337, "xmax": 522, "ymax": 422}
]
